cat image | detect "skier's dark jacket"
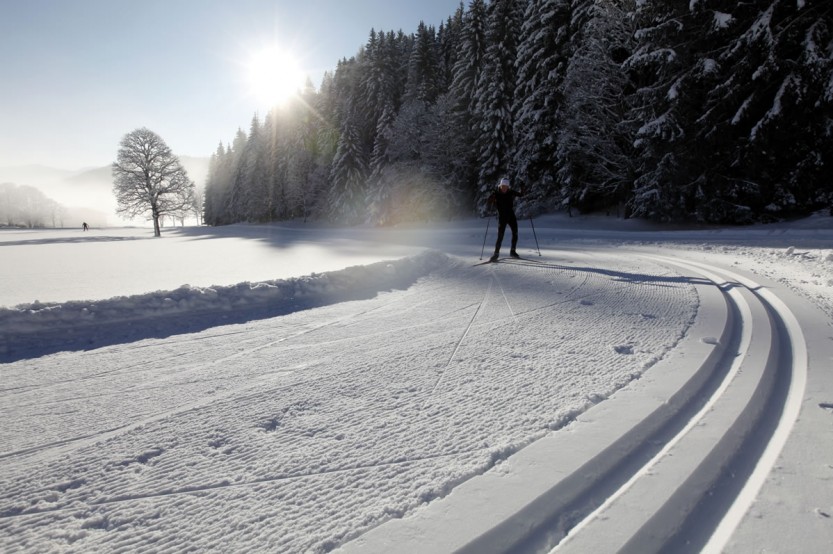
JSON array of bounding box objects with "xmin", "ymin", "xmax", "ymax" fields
[{"xmin": 489, "ymin": 188, "xmax": 524, "ymax": 220}]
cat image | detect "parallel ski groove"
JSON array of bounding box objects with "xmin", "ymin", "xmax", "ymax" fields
[
  {"xmin": 553, "ymin": 255, "xmax": 800, "ymax": 553},
  {"xmin": 338, "ymin": 251, "xmax": 799, "ymax": 554}
]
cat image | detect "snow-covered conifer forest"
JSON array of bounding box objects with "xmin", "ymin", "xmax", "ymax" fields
[{"xmin": 203, "ymin": 0, "xmax": 833, "ymax": 227}]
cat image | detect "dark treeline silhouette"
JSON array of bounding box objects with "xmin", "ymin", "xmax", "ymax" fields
[{"xmin": 204, "ymin": 0, "xmax": 833, "ymax": 227}]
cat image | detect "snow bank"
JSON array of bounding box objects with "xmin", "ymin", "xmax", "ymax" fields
[{"xmin": 0, "ymin": 250, "xmax": 450, "ymax": 362}]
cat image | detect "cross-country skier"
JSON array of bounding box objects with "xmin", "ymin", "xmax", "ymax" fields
[{"xmin": 487, "ymin": 177, "xmax": 524, "ymax": 262}]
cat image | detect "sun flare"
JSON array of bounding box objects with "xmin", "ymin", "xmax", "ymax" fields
[{"xmin": 246, "ymin": 46, "xmax": 306, "ymax": 107}]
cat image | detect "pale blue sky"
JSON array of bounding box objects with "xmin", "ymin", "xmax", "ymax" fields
[{"xmin": 0, "ymin": 0, "xmax": 464, "ymax": 170}]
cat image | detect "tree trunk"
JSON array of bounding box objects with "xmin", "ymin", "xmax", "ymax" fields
[{"xmin": 153, "ymin": 213, "xmax": 161, "ymax": 237}]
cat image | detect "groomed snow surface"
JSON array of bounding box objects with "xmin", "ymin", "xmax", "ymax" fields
[{"xmin": 1, "ymin": 214, "xmax": 832, "ymax": 553}]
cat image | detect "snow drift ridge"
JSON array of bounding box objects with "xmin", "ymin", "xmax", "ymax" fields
[{"xmin": 0, "ymin": 250, "xmax": 450, "ymax": 362}]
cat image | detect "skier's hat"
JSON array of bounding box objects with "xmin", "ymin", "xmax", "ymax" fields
[{"xmin": 498, "ymin": 177, "xmax": 510, "ymax": 188}]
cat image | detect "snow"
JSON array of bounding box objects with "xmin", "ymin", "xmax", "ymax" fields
[
  {"xmin": 1, "ymin": 214, "xmax": 832, "ymax": 552},
  {"xmin": 751, "ymin": 73, "xmax": 796, "ymax": 140},
  {"xmin": 712, "ymin": 11, "xmax": 733, "ymax": 30}
]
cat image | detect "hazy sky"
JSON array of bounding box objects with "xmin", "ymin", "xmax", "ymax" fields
[{"xmin": 0, "ymin": 0, "xmax": 464, "ymax": 170}]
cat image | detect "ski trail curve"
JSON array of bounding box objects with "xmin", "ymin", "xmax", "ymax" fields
[
  {"xmin": 338, "ymin": 250, "xmax": 805, "ymax": 554},
  {"xmin": 674, "ymin": 259, "xmax": 808, "ymax": 553}
]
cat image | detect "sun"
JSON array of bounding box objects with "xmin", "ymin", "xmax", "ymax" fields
[{"xmin": 246, "ymin": 46, "xmax": 306, "ymax": 107}]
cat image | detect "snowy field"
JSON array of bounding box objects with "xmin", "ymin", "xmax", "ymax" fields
[{"xmin": 1, "ymin": 214, "xmax": 832, "ymax": 553}]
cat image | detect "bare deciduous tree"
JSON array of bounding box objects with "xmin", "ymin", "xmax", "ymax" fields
[{"xmin": 112, "ymin": 128, "xmax": 195, "ymax": 236}]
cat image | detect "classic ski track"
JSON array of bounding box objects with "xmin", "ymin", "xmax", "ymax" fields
[
  {"xmin": 337, "ymin": 250, "xmax": 802, "ymax": 554},
  {"xmin": 670, "ymin": 257, "xmax": 807, "ymax": 553},
  {"xmin": 549, "ymin": 254, "xmax": 803, "ymax": 553}
]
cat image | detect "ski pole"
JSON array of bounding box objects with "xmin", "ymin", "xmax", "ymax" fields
[
  {"xmin": 529, "ymin": 215, "xmax": 541, "ymax": 256},
  {"xmin": 480, "ymin": 215, "xmax": 492, "ymax": 260}
]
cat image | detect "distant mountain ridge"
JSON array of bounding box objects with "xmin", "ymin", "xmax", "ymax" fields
[
  {"xmin": 0, "ymin": 165, "xmax": 78, "ymax": 187},
  {"xmin": 0, "ymin": 156, "xmax": 209, "ymax": 188},
  {"xmin": 0, "ymin": 156, "xmax": 209, "ymax": 227}
]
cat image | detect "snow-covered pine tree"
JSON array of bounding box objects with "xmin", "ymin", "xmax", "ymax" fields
[
  {"xmin": 556, "ymin": 0, "xmax": 636, "ymax": 217},
  {"xmin": 513, "ymin": 0, "xmax": 572, "ymax": 213},
  {"xmin": 437, "ymin": 5, "xmax": 466, "ymax": 92},
  {"xmin": 367, "ymin": 101, "xmax": 397, "ymax": 224},
  {"xmin": 329, "ymin": 57, "xmax": 361, "ymax": 135},
  {"xmin": 249, "ymin": 112, "xmax": 273, "ymax": 222},
  {"xmin": 263, "ymin": 107, "xmax": 287, "ymax": 221},
  {"xmin": 628, "ymin": 0, "xmax": 832, "ymax": 223},
  {"xmin": 694, "ymin": 0, "xmax": 833, "ymax": 221},
  {"xmin": 443, "ymin": 0, "xmax": 488, "ymax": 199},
  {"xmin": 358, "ymin": 30, "xmax": 382, "ymax": 135},
  {"xmin": 280, "ymin": 79, "xmax": 323, "ymax": 221},
  {"xmin": 304, "ymin": 75, "xmax": 340, "ymax": 221},
  {"xmin": 363, "ymin": 31, "xmax": 404, "ymax": 121},
  {"xmin": 405, "ymin": 22, "xmax": 442, "ymax": 104},
  {"xmin": 450, "ymin": 0, "xmax": 488, "ymax": 116},
  {"xmin": 224, "ymin": 127, "xmax": 251, "ymax": 223},
  {"xmin": 203, "ymin": 142, "xmax": 232, "ymax": 225},
  {"xmin": 362, "ymin": 29, "xmax": 410, "ymax": 224},
  {"xmin": 626, "ymin": 0, "xmax": 722, "ymax": 221},
  {"xmin": 328, "ymin": 110, "xmax": 369, "ymax": 223},
  {"xmin": 233, "ymin": 114, "xmax": 270, "ymax": 222},
  {"xmin": 422, "ymin": 93, "xmax": 469, "ymax": 213},
  {"xmin": 473, "ymin": 0, "xmax": 524, "ymax": 207}
]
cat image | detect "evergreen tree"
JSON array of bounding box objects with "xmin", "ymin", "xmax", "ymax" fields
[
  {"xmin": 203, "ymin": 0, "xmax": 831, "ymax": 226},
  {"xmin": 203, "ymin": 142, "xmax": 232, "ymax": 225},
  {"xmin": 361, "ymin": 30, "xmax": 402, "ymax": 122},
  {"xmin": 629, "ymin": 0, "xmax": 833, "ymax": 222},
  {"xmin": 225, "ymin": 125, "xmax": 253, "ymax": 221},
  {"xmin": 405, "ymin": 22, "xmax": 442, "ymax": 104},
  {"xmin": 367, "ymin": 101, "xmax": 397, "ymax": 223},
  {"xmin": 626, "ymin": 0, "xmax": 720, "ymax": 221},
  {"xmin": 328, "ymin": 110, "xmax": 369, "ymax": 223},
  {"xmin": 230, "ymin": 115, "xmax": 269, "ymax": 221},
  {"xmin": 450, "ymin": 0, "xmax": 488, "ymax": 115},
  {"xmin": 263, "ymin": 108, "xmax": 287, "ymax": 220},
  {"xmin": 444, "ymin": 0, "xmax": 489, "ymax": 201},
  {"xmin": 695, "ymin": 0, "xmax": 833, "ymax": 220},
  {"xmin": 437, "ymin": 6, "xmax": 465, "ymax": 91},
  {"xmin": 277, "ymin": 81, "xmax": 326, "ymax": 221},
  {"xmin": 474, "ymin": 0, "xmax": 524, "ymax": 204},
  {"xmin": 513, "ymin": 0, "xmax": 572, "ymax": 211},
  {"xmin": 247, "ymin": 113, "xmax": 272, "ymax": 222},
  {"xmin": 556, "ymin": 0, "xmax": 637, "ymax": 216}
]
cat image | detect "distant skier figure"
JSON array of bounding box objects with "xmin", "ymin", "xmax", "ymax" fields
[
  {"xmin": 488, "ymin": 177, "xmax": 524, "ymax": 262},
  {"xmin": 82, "ymin": 222, "xmax": 89, "ymax": 231}
]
